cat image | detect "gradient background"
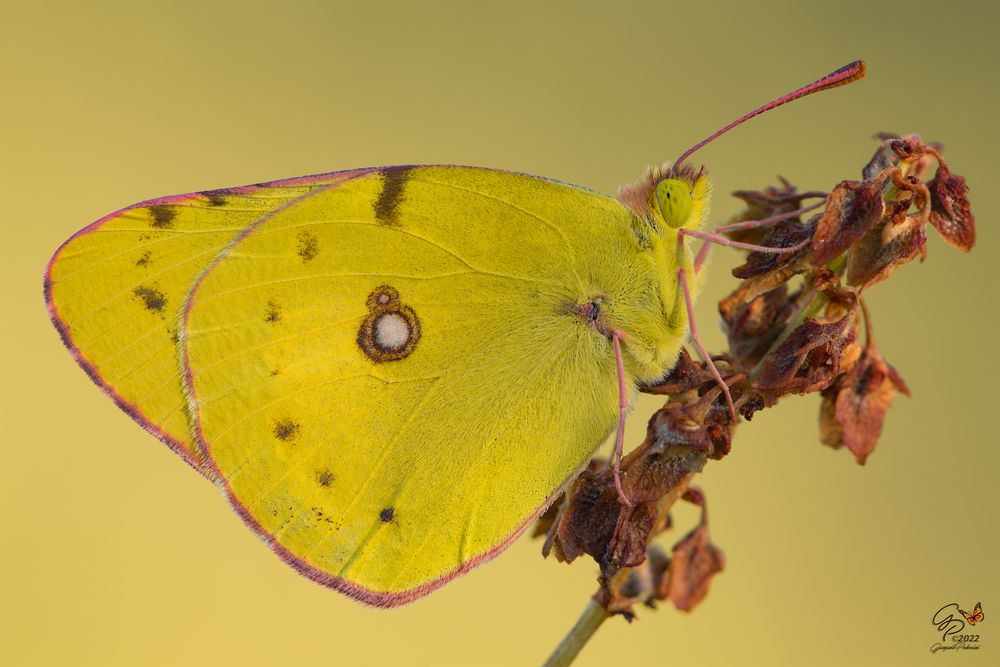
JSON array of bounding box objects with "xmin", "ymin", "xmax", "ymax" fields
[{"xmin": 2, "ymin": 1, "xmax": 996, "ymax": 665}]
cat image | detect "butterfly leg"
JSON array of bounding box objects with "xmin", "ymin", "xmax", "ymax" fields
[
  {"xmin": 611, "ymin": 329, "xmax": 632, "ymax": 507},
  {"xmin": 682, "ymin": 227, "xmax": 811, "ymax": 258},
  {"xmin": 691, "ymin": 201, "xmax": 825, "ymax": 273},
  {"xmin": 678, "ymin": 204, "xmax": 825, "ymax": 419},
  {"xmin": 676, "ymin": 266, "xmax": 737, "ymax": 421}
]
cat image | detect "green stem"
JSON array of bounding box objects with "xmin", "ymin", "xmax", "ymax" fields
[{"xmin": 542, "ymin": 600, "xmax": 610, "ymax": 667}]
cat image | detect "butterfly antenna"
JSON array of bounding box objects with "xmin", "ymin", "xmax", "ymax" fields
[{"xmin": 673, "ymin": 60, "xmax": 867, "ymax": 169}]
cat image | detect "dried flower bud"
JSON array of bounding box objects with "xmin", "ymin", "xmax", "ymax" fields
[
  {"xmin": 531, "ymin": 459, "xmax": 605, "ymax": 539},
  {"xmin": 846, "ymin": 198, "xmax": 927, "ymax": 289},
  {"xmin": 596, "ymin": 489, "xmax": 724, "ymax": 616},
  {"xmin": 889, "ymin": 136, "xmax": 929, "ymax": 162},
  {"xmin": 819, "ymin": 345, "xmax": 909, "ymax": 464},
  {"xmin": 661, "ymin": 488, "xmax": 725, "ymax": 612},
  {"xmin": 543, "ymin": 405, "xmax": 721, "ymax": 598},
  {"xmin": 811, "ymin": 176, "xmax": 888, "ymax": 265},
  {"xmin": 732, "ymin": 217, "xmax": 815, "ymax": 279},
  {"xmin": 721, "ymin": 253, "xmax": 812, "ymax": 308},
  {"xmin": 639, "ymin": 348, "xmax": 715, "ymax": 396},
  {"xmin": 928, "ymin": 161, "xmax": 975, "ymax": 251},
  {"xmin": 725, "ymin": 180, "xmax": 819, "ymax": 245},
  {"xmin": 863, "ymin": 138, "xmax": 900, "ymax": 180},
  {"xmin": 753, "ymin": 307, "xmax": 859, "ymax": 396},
  {"xmin": 720, "ymin": 284, "xmax": 797, "ymax": 369}
]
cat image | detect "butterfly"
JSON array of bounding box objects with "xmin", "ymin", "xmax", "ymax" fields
[
  {"xmin": 959, "ymin": 602, "xmax": 985, "ymax": 625},
  {"xmin": 44, "ymin": 61, "xmax": 864, "ymax": 607}
]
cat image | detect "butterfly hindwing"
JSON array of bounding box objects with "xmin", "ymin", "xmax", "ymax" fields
[{"xmin": 181, "ymin": 166, "xmax": 658, "ymax": 604}]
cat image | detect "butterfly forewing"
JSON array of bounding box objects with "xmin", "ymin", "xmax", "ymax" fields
[{"xmin": 45, "ymin": 171, "xmax": 369, "ymax": 473}]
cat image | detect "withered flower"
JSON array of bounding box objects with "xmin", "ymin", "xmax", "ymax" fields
[
  {"xmin": 726, "ymin": 180, "xmax": 825, "ymax": 245},
  {"xmin": 811, "ymin": 175, "xmax": 888, "ymax": 265},
  {"xmin": 719, "ymin": 283, "xmax": 796, "ymax": 369},
  {"xmin": 539, "ymin": 132, "xmax": 973, "ymax": 666},
  {"xmin": 732, "ymin": 217, "xmax": 816, "ymax": 279},
  {"xmin": 820, "ymin": 342, "xmax": 909, "ymax": 465},
  {"xmin": 659, "ymin": 488, "xmax": 725, "ymax": 612},
  {"xmin": 600, "ymin": 487, "xmax": 725, "ymax": 617},
  {"xmin": 542, "ymin": 404, "xmax": 717, "ymax": 583},
  {"xmin": 752, "ymin": 294, "xmax": 860, "ymax": 399},
  {"xmin": 928, "ymin": 160, "xmax": 976, "ymax": 251},
  {"xmin": 639, "ymin": 348, "xmax": 714, "ymax": 396},
  {"xmin": 845, "ymin": 198, "xmax": 927, "ymax": 289}
]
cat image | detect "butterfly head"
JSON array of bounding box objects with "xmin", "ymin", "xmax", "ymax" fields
[
  {"xmin": 657, "ymin": 163, "xmax": 712, "ymax": 231},
  {"xmin": 618, "ymin": 162, "xmax": 712, "ymax": 234}
]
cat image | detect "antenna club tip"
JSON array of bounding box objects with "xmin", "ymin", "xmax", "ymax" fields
[
  {"xmin": 824, "ymin": 60, "xmax": 867, "ymax": 89},
  {"xmin": 838, "ymin": 60, "xmax": 867, "ymax": 83}
]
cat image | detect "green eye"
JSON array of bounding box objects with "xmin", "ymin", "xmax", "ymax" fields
[{"xmin": 655, "ymin": 179, "xmax": 694, "ymax": 228}]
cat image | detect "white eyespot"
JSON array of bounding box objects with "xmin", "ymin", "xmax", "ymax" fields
[{"xmin": 374, "ymin": 312, "xmax": 410, "ymax": 350}]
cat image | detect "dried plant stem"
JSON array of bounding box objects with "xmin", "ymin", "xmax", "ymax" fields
[{"xmin": 542, "ymin": 599, "xmax": 610, "ymax": 667}]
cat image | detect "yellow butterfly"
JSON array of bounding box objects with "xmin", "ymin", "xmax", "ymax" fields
[{"xmin": 44, "ymin": 62, "xmax": 864, "ymax": 606}]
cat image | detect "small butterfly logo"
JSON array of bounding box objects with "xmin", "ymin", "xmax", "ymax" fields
[{"xmin": 958, "ymin": 602, "xmax": 985, "ymax": 625}]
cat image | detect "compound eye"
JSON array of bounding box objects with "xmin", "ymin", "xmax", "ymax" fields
[{"xmin": 655, "ymin": 179, "xmax": 694, "ymax": 229}]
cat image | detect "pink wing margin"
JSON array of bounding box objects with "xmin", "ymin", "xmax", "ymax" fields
[
  {"xmin": 216, "ymin": 462, "xmax": 574, "ymax": 607},
  {"xmin": 43, "ymin": 167, "xmax": 374, "ymax": 480}
]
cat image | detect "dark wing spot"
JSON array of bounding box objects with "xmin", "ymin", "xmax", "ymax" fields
[
  {"xmin": 297, "ymin": 231, "xmax": 319, "ymax": 262},
  {"xmin": 149, "ymin": 206, "xmax": 176, "ymax": 229},
  {"xmin": 273, "ymin": 418, "xmax": 300, "ymax": 442},
  {"xmin": 135, "ymin": 251, "xmax": 151, "ymax": 267},
  {"xmin": 133, "ymin": 286, "xmax": 167, "ymax": 313},
  {"xmin": 202, "ymin": 191, "xmax": 228, "ymax": 206},
  {"xmin": 316, "ymin": 470, "xmax": 335, "ymax": 487},
  {"xmin": 379, "ymin": 507, "xmax": 395, "ymax": 522},
  {"xmin": 264, "ymin": 298, "xmax": 282, "ymax": 323},
  {"xmin": 374, "ymin": 166, "xmax": 414, "ymax": 225}
]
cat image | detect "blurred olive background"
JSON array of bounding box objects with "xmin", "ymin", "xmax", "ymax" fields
[{"xmin": 2, "ymin": 1, "xmax": 996, "ymax": 665}]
